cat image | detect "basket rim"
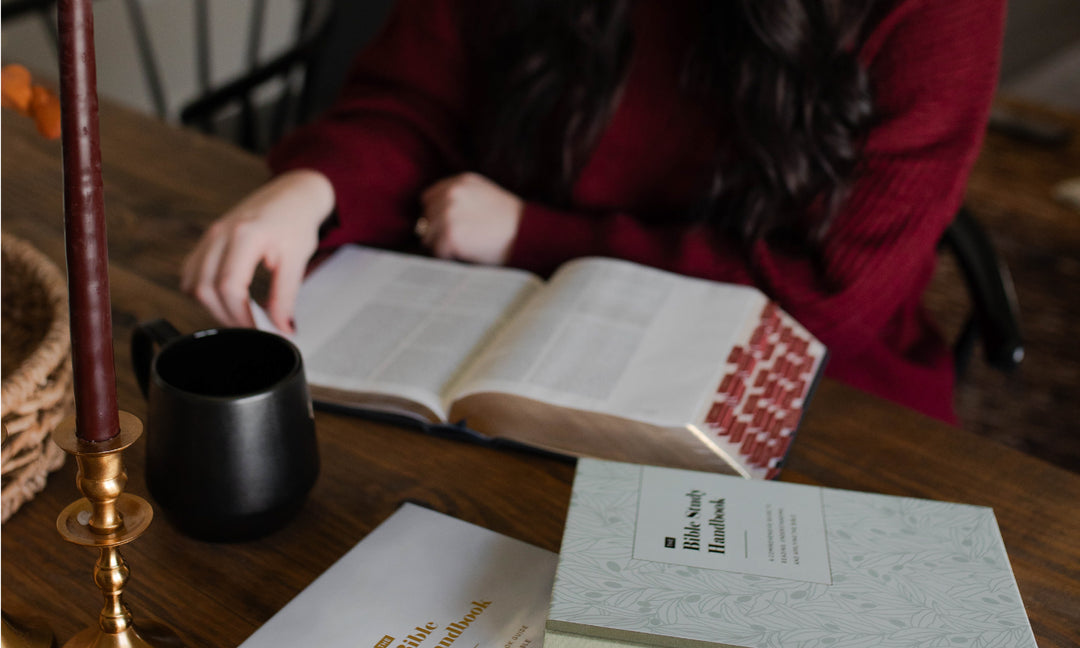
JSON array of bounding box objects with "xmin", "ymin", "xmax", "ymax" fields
[{"xmin": 1, "ymin": 233, "xmax": 72, "ymax": 417}]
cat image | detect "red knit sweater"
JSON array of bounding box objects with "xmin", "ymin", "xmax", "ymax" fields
[{"xmin": 269, "ymin": 0, "xmax": 1005, "ymax": 423}]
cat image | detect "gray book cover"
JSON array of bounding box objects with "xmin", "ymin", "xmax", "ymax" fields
[{"xmin": 546, "ymin": 459, "xmax": 1036, "ymax": 648}]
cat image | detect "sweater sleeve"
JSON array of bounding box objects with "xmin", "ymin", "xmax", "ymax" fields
[
  {"xmin": 506, "ymin": 0, "xmax": 1005, "ymax": 353},
  {"xmin": 267, "ymin": 0, "xmax": 471, "ymax": 251}
]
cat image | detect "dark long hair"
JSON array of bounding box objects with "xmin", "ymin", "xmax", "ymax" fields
[{"xmin": 473, "ymin": 0, "xmax": 877, "ymax": 248}]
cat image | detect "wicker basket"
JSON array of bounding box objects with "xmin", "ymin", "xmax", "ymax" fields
[{"xmin": 2, "ymin": 233, "xmax": 72, "ymax": 523}]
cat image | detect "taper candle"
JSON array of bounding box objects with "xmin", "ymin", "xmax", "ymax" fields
[{"xmin": 58, "ymin": 0, "xmax": 121, "ymax": 442}]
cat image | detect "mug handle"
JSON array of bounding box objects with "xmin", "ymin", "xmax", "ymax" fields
[{"xmin": 132, "ymin": 319, "xmax": 181, "ymax": 398}]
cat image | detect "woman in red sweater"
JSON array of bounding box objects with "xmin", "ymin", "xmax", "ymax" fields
[{"xmin": 181, "ymin": 0, "xmax": 1005, "ymax": 423}]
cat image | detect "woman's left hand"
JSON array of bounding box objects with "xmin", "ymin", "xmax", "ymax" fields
[{"xmin": 418, "ymin": 172, "xmax": 523, "ymax": 264}]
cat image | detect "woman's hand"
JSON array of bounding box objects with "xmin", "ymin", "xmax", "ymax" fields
[
  {"xmin": 418, "ymin": 172, "xmax": 523, "ymax": 264},
  {"xmin": 181, "ymin": 169, "xmax": 335, "ymax": 334}
]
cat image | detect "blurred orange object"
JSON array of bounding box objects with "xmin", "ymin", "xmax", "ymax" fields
[
  {"xmin": 2, "ymin": 64, "xmax": 62, "ymax": 140},
  {"xmin": 2, "ymin": 64, "xmax": 34, "ymax": 114},
  {"xmin": 30, "ymin": 84, "xmax": 62, "ymax": 139}
]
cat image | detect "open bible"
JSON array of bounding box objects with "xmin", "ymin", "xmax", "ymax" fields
[{"xmin": 255, "ymin": 246, "xmax": 827, "ymax": 479}]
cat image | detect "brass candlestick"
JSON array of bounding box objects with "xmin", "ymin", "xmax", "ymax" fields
[{"xmin": 53, "ymin": 411, "xmax": 180, "ymax": 648}]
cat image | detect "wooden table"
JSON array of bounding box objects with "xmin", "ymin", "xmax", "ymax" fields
[{"xmin": 3, "ymin": 103, "xmax": 1078, "ymax": 648}]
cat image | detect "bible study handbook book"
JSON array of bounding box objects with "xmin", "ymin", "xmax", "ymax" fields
[{"xmin": 545, "ymin": 459, "xmax": 1037, "ymax": 648}]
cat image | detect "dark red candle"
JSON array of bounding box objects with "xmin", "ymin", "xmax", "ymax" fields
[{"xmin": 57, "ymin": 0, "xmax": 120, "ymax": 442}]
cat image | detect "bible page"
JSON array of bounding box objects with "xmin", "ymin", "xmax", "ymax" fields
[
  {"xmin": 448, "ymin": 257, "xmax": 764, "ymax": 426},
  {"xmin": 261, "ymin": 246, "xmax": 541, "ymax": 420}
]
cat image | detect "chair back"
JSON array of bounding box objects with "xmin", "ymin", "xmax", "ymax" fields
[
  {"xmin": 129, "ymin": 0, "xmax": 336, "ymax": 152},
  {"xmin": 940, "ymin": 208, "xmax": 1025, "ymax": 376},
  {"xmin": 2, "ymin": 0, "xmax": 348, "ymax": 152}
]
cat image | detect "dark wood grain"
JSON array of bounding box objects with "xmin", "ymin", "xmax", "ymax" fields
[
  {"xmin": 2, "ymin": 102, "xmax": 1077, "ymax": 648},
  {"xmin": 924, "ymin": 98, "xmax": 1080, "ymax": 473}
]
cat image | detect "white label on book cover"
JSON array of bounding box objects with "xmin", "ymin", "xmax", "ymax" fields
[
  {"xmin": 633, "ymin": 464, "xmax": 830, "ymax": 583},
  {"xmin": 240, "ymin": 504, "xmax": 557, "ymax": 648}
]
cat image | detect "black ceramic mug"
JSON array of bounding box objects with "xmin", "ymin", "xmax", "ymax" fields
[{"xmin": 132, "ymin": 319, "xmax": 319, "ymax": 542}]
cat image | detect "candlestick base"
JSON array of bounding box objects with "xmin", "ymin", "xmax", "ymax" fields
[
  {"xmin": 54, "ymin": 411, "xmax": 183, "ymax": 648},
  {"xmin": 62, "ymin": 620, "xmax": 183, "ymax": 648}
]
